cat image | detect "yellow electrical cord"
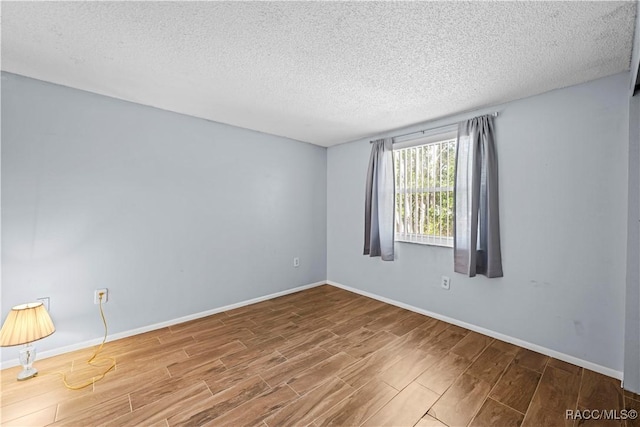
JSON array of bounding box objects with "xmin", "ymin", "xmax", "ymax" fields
[{"xmin": 50, "ymin": 292, "xmax": 116, "ymax": 390}]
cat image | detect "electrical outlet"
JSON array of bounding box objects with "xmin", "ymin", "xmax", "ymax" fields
[
  {"xmin": 37, "ymin": 297, "xmax": 50, "ymax": 311},
  {"xmin": 94, "ymin": 288, "xmax": 109, "ymax": 304},
  {"xmin": 293, "ymin": 257, "xmax": 300, "ymax": 268},
  {"xmin": 441, "ymin": 276, "xmax": 451, "ymax": 290}
]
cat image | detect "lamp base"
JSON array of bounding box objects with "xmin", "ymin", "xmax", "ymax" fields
[
  {"xmin": 17, "ymin": 367, "xmax": 38, "ymax": 381},
  {"xmin": 16, "ymin": 344, "xmax": 38, "ymax": 381}
]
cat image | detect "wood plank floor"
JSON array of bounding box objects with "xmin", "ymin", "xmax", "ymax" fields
[{"xmin": 1, "ymin": 285, "xmax": 638, "ymax": 426}]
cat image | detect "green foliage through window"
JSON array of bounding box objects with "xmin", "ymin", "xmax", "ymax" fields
[{"xmin": 394, "ymin": 138, "xmax": 456, "ymax": 246}]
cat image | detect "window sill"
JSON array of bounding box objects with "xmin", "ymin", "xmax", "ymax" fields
[{"xmin": 395, "ymin": 236, "xmax": 453, "ymax": 248}]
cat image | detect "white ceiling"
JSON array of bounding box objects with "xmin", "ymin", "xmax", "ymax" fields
[{"xmin": 1, "ymin": 1, "xmax": 637, "ymax": 147}]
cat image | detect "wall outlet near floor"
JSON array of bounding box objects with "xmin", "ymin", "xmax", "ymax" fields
[
  {"xmin": 94, "ymin": 288, "xmax": 109, "ymax": 304},
  {"xmin": 293, "ymin": 257, "xmax": 300, "ymax": 268},
  {"xmin": 441, "ymin": 276, "xmax": 451, "ymax": 290},
  {"xmin": 37, "ymin": 297, "xmax": 50, "ymax": 311}
]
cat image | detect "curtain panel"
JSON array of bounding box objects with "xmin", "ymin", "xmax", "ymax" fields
[
  {"xmin": 454, "ymin": 115, "xmax": 503, "ymax": 277},
  {"xmin": 364, "ymin": 138, "xmax": 395, "ymax": 261}
]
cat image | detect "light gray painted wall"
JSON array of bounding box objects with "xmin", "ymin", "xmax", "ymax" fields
[
  {"xmin": 624, "ymin": 7, "xmax": 640, "ymax": 393},
  {"xmin": 0, "ymin": 72, "xmax": 327, "ymax": 364},
  {"xmin": 327, "ymin": 72, "xmax": 629, "ymax": 372},
  {"xmin": 625, "ymin": 93, "xmax": 640, "ymax": 392}
]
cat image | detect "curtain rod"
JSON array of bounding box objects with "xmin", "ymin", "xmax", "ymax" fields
[{"xmin": 371, "ymin": 111, "xmax": 499, "ymax": 143}]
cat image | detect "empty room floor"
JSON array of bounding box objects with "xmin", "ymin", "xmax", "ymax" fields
[{"xmin": 1, "ymin": 285, "xmax": 638, "ymax": 426}]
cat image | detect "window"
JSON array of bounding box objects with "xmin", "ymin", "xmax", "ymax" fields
[{"xmin": 394, "ymin": 128, "xmax": 457, "ymax": 247}]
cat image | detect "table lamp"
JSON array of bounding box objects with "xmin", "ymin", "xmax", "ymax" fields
[{"xmin": 0, "ymin": 302, "xmax": 55, "ymax": 380}]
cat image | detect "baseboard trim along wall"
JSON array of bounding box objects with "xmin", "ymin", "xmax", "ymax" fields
[
  {"xmin": 0, "ymin": 281, "xmax": 326, "ymax": 370},
  {"xmin": 325, "ymin": 280, "xmax": 624, "ymax": 381},
  {"xmin": 1, "ymin": 279, "xmax": 624, "ymax": 382}
]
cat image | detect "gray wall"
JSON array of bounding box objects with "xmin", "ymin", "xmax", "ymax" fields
[
  {"xmin": 1, "ymin": 70, "xmax": 633, "ymax": 376},
  {"xmin": 327, "ymin": 72, "xmax": 629, "ymax": 373},
  {"xmin": 1, "ymin": 72, "xmax": 327, "ymax": 364},
  {"xmin": 623, "ymin": 7, "xmax": 640, "ymax": 393},
  {"xmin": 625, "ymin": 93, "xmax": 640, "ymax": 392}
]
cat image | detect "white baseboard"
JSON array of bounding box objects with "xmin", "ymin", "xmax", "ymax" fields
[
  {"xmin": 326, "ymin": 280, "xmax": 623, "ymax": 381},
  {"xmin": 0, "ymin": 281, "xmax": 326, "ymax": 370},
  {"xmin": 3, "ymin": 278, "xmax": 622, "ymax": 382}
]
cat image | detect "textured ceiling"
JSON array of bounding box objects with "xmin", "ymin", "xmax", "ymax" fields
[{"xmin": 1, "ymin": 1, "xmax": 637, "ymax": 147}]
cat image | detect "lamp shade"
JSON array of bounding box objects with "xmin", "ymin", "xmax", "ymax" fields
[{"xmin": 0, "ymin": 302, "xmax": 55, "ymax": 347}]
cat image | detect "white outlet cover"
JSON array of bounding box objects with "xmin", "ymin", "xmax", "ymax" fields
[
  {"xmin": 94, "ymin": 288, "xmax": 108, "ymax": 304},
  {"xmin": 37, "ymin": 297, "xmax": 50, "ymax": 311}
]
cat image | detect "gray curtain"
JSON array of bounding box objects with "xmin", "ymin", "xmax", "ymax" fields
[
  {"xmin": 364, "ymin": 138, "xmax": 395, "ymax": 261},
  {"xmin": 454, "ymin": 115, "xmax": 503, "ymax": 277}
]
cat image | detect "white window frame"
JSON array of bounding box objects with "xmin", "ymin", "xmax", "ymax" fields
[{"xmin": 393, "ymin": 125, "xmax": 457, "ymax": 247}]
